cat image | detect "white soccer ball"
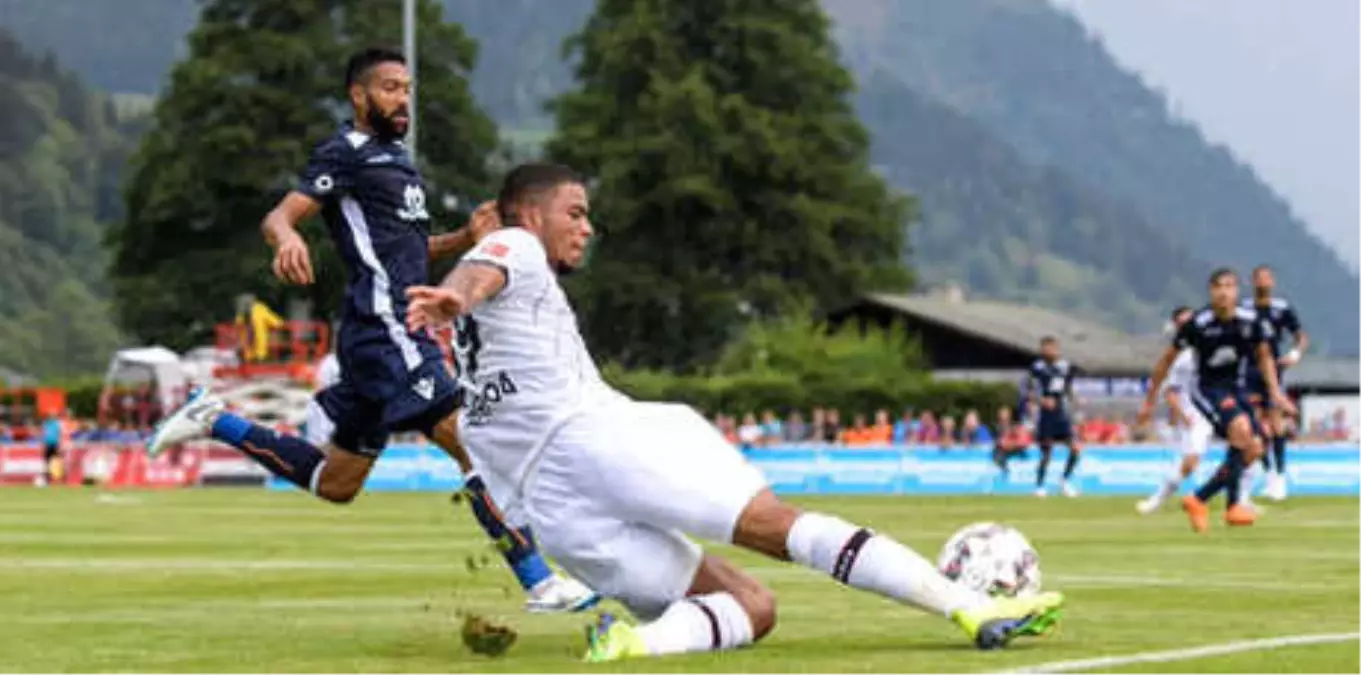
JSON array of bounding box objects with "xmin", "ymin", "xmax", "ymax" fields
[{"xmin": 937, "ymin": 522, "xmax": 1042, "ymax": 598}]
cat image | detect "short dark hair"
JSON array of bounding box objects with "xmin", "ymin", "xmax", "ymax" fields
[
  {"xmin": 345, "ymin": 47, "xmax": 406, "ymax": 88},
  {"xmin": 496, "ymin": 163, "xmax": 584, "ymax": 226},
  {"xmin": 1040, "ymin": 335, "xmax": 1058, "ymax": 346},
  {"xmin": 1252, "ymin": 263, "xmax": 1272, "ymax": 276},
  {"xmin": 1170, "ymin": 305, "xmax": 1192, "ymax": 321},
  {"xmin": 1209, "ymin": 267, "xmax": 1237, "ymax": 285}
]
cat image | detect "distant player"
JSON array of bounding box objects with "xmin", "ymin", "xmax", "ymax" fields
[
  {"xmin": 1138, "ymin": 268, "xmax": 1294, "ymax": 532},
  {"xmin": 405, "ymin": 163, "xmax": 1064, "ymax": 661},
  {"xmin": 150, "ymin": 47, "xmax": 595, "ymax": 613},
  {"xmin": 1027, "ymin": 337, "xmax": 1082, "ymax": 498},
  {"xmin": 1136, "ymin": 306, "xmax": 1215, "ymax": 514},
  {"xmin": 1241, "ymin": 264, "xmax": 1308, "ymax": 501}
]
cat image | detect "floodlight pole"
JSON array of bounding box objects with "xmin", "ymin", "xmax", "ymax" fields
[{"xmin": 403, "ymin": 0, "xmax": 418, "ymax": 161}]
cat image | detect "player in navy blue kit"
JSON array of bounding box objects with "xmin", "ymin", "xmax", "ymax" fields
[
  {"xmin": 1242, "ymin": 265, "xmax": 1308, "ymax": 501},
  {"xmin": 150, "ymin": 47, "xmax": 596, "ymax": 613},
  {"xmin": 1139, "ymin": 268, "xmax": 1295, "ymax": 533},
  {"xmin": 1026, "ymin": 337, "xmax": 1083, "ymax": 498}
]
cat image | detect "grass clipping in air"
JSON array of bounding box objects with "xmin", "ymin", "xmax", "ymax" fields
[{"xmin": 461, "ymin": 613, "xmax": 518, "ymax": 657}]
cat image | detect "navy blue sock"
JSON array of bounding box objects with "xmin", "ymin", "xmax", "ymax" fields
[
  {"xmin": 1273, "ymin": 436, "xmax": 1287, "ymax": 473},
  {"xmin": 1223, "ymin": 448, "xmax": 1246, "ymax": 506},
  {"xmin": 211, "ymin": 413, "xmax": 325, "ymax": 491},
  {"xmin": 1036, "ymin": 446, "xmax": 1052, "ymax": 486},
  {"xmin": 1062, "ymin": 449, "xmax": 1080, "ymax": 479},
  {"xmin": 1194, "ymin": 457, "xmax": 1232, "ymax": 503},
  {"xmin": 463, "ymin": 474, "xmax": 553, "ymax": 591},
  {"xmin": 1260, "ymin": 444, "xmax": 1274, "ymax": 472}
]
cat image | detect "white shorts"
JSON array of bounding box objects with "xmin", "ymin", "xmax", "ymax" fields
[
  {"xmin": 304, "ymin": 398, "xmax": 335, "ymax": 447},
  {"xmin": 519, "ymin": 401, "xmax": 767, "ymax": 620},
  {"xmin": 1177, "ymin": 398, "xmax": 1213, "ymax": 458}
]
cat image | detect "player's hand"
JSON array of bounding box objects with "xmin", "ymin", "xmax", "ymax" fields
[
  {"xmin": 468, "ymin": 201, "xmax": 501, "ymax": 243},
  {"xmin": 1040, "ymin": 398, "xmax": 1056, "ymax": 411},
  {"xmin": 1278, "ymin": 353, "xmax": 1300, "ymax": 368},
  {"xmin": 1273, "ymin": 393, "xmax": 1297, "ymax": 416},
  {"xmin": 406, "ymin": 286, "xmax": 465, "ymax": 331},
  {"xmin": 1135, "ymin": 400, "xmax": 1155, "ymax": 429},
  {"xmin": 272, "ymin": 233, "xmax": 314, "ymax": 285}
]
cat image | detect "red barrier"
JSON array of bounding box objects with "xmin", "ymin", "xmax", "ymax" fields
[{"xmin": 0, "ymin": 442, "xmax": 205, "ymax": 488}]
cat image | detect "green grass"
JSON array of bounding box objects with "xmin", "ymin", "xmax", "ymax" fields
[{"xmin": 0, "ymin": 490, "xmax": 1356, "ymax": 672}]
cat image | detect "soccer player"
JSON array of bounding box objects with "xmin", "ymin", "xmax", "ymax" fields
[
  {"xmin": 1242, "ymin": 264, "xmax": 1308, "ymax": 501},
  {"xmin": 1138, "ymin": 269, "xmax": 1294, "ymax": 532},
  {"xmin": 1027, "ymin": 337, "xmax": 1082, "ymax": 498},
  {"xmin": 1136, "ymin": 306, "xmax": 1215, "ymax": 515},
  {"xmin": 149, "ymin": 47, "xmax": 595, "ymax": 613},
  {"xmin": 405, "ymin": 163, "xmax": 1065, "ymax": 661}
]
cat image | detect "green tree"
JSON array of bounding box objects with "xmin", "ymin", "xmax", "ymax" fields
[
  {"xmin": 547, "ymin": 0, "xmax": 913, "ymax": 370},
  {"xmin": 108, "ymin": 0, "xmax": 497, "ymax": 349}
]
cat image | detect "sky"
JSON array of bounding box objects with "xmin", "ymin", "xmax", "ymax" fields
[{"xmin": 1053, "ymin": 0, "xmax": 1360, "ymax": 270}]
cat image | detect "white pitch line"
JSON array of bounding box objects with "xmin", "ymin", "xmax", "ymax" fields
[{"xmin": 993, "ymin": 632, "xmax": 1361, "ymax": 673}]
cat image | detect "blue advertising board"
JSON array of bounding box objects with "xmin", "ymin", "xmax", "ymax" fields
[{"xmin": 269, "ymin": 443, "xmax": 1360, "ymax": 496}]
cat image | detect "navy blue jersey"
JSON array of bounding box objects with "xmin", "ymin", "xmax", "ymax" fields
[
  {"xmin": 1027, "ymin": 359, "xmax": 1074, "ymax": 414},
  {"xmin": 1174, "ymin": 306, "xmax": 1271, "ymax": 390},
  {"xmin": 1240, "ymin": 297, "xmax": 1302, "ymax": 360},
  {"xmin": 296, "ymin": 125, "xmax": 442, "ymax": 385}
]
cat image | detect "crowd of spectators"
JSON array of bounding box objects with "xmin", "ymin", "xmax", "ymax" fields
[{"xmin": 712, "ymin": 405, "xmax": 1356, "ymax": 450}]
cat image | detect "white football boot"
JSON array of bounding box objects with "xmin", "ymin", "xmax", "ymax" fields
[
  {"xmin": 147, "ymin": 388, "xmax": 225, "ymax": 458},
  {"xmin": 525, "ymin": 574, "xmax": 601, "ymax": 614},
  {"xmin": 1061, "ymin": 481, "xmax": 1080, "ymax": 498}
]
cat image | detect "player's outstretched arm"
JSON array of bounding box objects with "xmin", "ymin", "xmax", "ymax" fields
[
  {"xmin": 429, "ymin": 201, "xmax": 501, "ymax": 262},
  {"xmin": 1138, "ymin": 346, "xmax": 1179, "ymax": 427},
  {"xmin": 405, "ymin": 262, "xmax": 507, "ymax": 331},
  {"xmin": 262, "ymin": 191, "xmax": 321, "ymax": 285}
]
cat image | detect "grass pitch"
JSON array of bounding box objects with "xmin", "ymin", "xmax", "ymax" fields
[{"xmin": 0, "ymin": 489, "xmax": 1356, "ymax": 672}]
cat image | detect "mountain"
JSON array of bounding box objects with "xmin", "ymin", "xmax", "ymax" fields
[
  {"xmin": 0, "ymin": 29, "xmax": 137, "ymax": 378},
  {"xmin": 1, "ymin": 0, "xmax": 1353, "ymax": 357},
  {"xmin": 831, "ymin": 0, "xmax": 1358, "ymax": 351},
  {"xmin": 856, "ymin": 69, "xmax": 1208, "ymax": 332}
]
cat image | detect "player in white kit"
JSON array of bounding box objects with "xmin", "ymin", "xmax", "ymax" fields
[
  {"xmin": 404, "ymin": 163, "xmax": 1065, "ymax": 662},
  {"xmin": 1136, "ymin": 306, "xmax": 1260, "ymax": 515}
]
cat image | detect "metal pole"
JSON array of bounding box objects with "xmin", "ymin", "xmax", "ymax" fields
[{"xmin": 402, "ymin": 0, "xmax": 418, "ymax": 160}]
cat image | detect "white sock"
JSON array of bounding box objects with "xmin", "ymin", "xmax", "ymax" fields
[
  {"xmin": 634, "ymin": 593, "xmax": 754, "ymax": 655},
  {"xmin": 1240, "ymin": 462, "xmax": 1260, "ymax": 501},
  {"xmin": 786, "ymin": 512, "xmax": 985, "ymax": 617}
]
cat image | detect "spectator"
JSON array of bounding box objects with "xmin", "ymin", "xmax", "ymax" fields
[
  {"xmin": 961, "ymin": 409, "xmax": 993, "ymax": 444},
  {"xmin": 784, "ymin": 410, "xmax": 810, "ymax": 443},
  {"xmin": 916, "ymin": 411, "xmax": 940, "ymax": 444},
  {"xmin": 939, "ymin": 415, "xmax": 958, "ymax": 449},
  {"xmin": 737, "ymin": 412, "xmax": 763, "ymax": 450},
  {"xmin": 759, "ymin": 410, "xmax": 784, "ymax": 446},
  {"xmin": 41, "ymin": 410, "xmax": 64, "ymax": 486},
  {"xmin": 841, "ymin": 414, "xmax": 875, "ymax": 446},
  {"xmin": 891, "ymin": 408, "xmax": 918, "ymax": 444},
  {"xmin": 0, "ymin": 423, "xmax": 11, "ymax": 443},
  {"xmin": 821, "ymin": 409, "xmax": 843, "ymax": 444},
  {"xmin": 992, "ymin": 408, "xmax": 1029, "ymax": 475},
  {"xmin": 1328, "ymin": 407, "xmax": 1352, "ymax": 441},
  {"xmin": 869, "ymin": 409, "xmax": 893, "ymax": 445},
  {"xmin": 810, "ymin": 408, "xmax": 826, "ymax": 441}
]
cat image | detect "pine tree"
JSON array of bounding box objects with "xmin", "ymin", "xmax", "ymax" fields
[
  {"xmin": 108, "ymin": 0, "xmax": 497, "ymax": 349},
  {"xmin": 547, "ymin": 0, "xmax": 913, "ymax": 370}
]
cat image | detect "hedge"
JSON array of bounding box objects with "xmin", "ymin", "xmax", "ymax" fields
[{"xmin": 602, "ymin": 366, "xmax": 1018, "ymax": 419}]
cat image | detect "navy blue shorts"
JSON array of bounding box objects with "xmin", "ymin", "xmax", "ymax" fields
[
  {"xmin": 317, "ymin": 324, "xmax": 459, "ymax": 457},
  {"xmin": 1189, "ymin": 386, "xmax": 1261, "ymax": 439},
  {"xmin": 1036, "ymin": 411, "xmax": 1073, "ymax": 443}
]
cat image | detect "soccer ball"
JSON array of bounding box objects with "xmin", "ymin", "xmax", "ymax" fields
[{"xmin": 937, "ymin": 522, "xmax": 1041, "ymax": 598}]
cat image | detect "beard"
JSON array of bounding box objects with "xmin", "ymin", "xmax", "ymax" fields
[{"xmin": 366, "ymin": 98, "xmax": 408, "ymax": 140}]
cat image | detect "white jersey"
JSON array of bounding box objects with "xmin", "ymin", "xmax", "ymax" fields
[
  {"xmin": 315, "ymin": 353, "xmax": 341, "ymax": 390},
  {"xmin": 1164, "ymin": 348, "xmax": 1198, "ymax": 395},
  {"xmin": 455, "ymin": 228, "xmax": 626, "ymax": 484}
]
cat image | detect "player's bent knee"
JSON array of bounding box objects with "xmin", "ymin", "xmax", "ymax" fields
[
  {"xmin": 732, "ymin": 489, "xmax": 802, "ymax": 560},
  {"xmin": 734, "ymin": 583, "xmax": 778, "ymax": 640}
]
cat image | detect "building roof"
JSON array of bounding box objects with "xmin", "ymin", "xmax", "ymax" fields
[
  {"xmin": 1287, "ymin": 357, "xmax": 1360, "ymax": 392},
  {"xmin": 850, "ymin": 292, "xmax": 1165, "ymax": 374}
]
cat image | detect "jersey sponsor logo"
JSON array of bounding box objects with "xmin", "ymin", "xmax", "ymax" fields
[
  {"xmin": 397, "ymin": 184, "xmax": 429, "ymax": 221},
  {"xmin": 1206, "ymin": 345, "xmax": 1238, "ymax": 367},
  {"xmin": 413, "ymin": 377, "xmax": 435, "ymax": 401},
  {"xmin": 366, "ymin": 153, "xmax": 395, "ymax": 164},
  {"xmin": 462, "ymin": 372, "xmax": 519, "ymax": 426}
]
